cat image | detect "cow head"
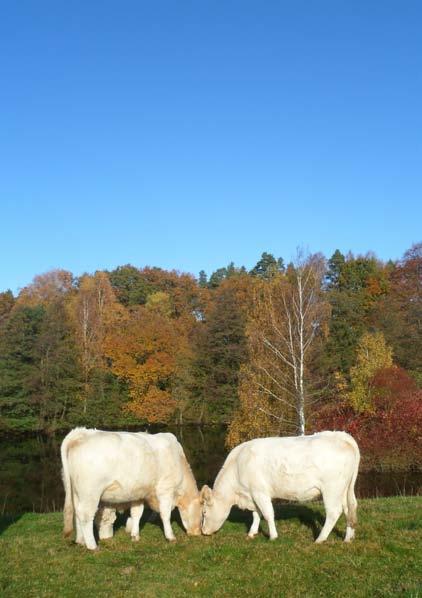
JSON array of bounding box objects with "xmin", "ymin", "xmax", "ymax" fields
[
  {"xmin": 178, "ymin": 494, "xmax": 202, "ymax": 536},
  {"xmin": 200, "ymin": 485, "xmax": 231, "ymax": 535}
]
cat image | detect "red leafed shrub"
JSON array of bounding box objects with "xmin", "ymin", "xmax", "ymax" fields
[
  {"xmin": 313, "ymin": 366, "xmax": 422, "ymax": 470},
  {"xmin": 371, "ymin": 366, "xmax": 417, "ymax": 410}
]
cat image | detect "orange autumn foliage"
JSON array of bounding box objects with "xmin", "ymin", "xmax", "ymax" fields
[
  {"xmin": 138, "ymin": 267, "xmax": 201, "ymax": 318},
  {"xmin": 103, "ymin": 305, "xmax": 182, "ymax": 422},
  {"xmin": 16, "ymin": 270, "xmax": 74, "ymax": 307}
]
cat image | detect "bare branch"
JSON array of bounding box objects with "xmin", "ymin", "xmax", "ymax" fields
[
  {"xmin": 254, "ymin": 381, "xmax": 297, "ymax": 411},
  {"xmin": 262, "ymin": 336, "xmax": 295, "ymax": 369},
  {"xmin": 258, "ymin": 407, "xmax": 297, "ymax": 427},
  {"xmin": 257, "ymin": 366, "xmax": 297, "ymax": 399}
]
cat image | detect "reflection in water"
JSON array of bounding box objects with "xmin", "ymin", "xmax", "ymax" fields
[{"xmin": 0, "ymin": 426, "xmax": 421, "ymax": 515}]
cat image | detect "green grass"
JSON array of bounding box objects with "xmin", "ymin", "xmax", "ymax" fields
[{"xmin": 0, "ymin": 497, "xmax": 421, "ymax": 597}]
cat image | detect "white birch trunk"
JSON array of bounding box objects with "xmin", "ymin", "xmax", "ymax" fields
[{"xmin": 256, "ymin": 254, "xmax": 326, "ymax": 436}]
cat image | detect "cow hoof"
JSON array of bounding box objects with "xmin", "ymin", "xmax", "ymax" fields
[
  {"xmin": 344, "ymin": 527, "xmax": 355, "ymax": 542},
  {"xmin": 131, "ymin": 535, "xmax": 140, "ymax": 542},
  {"xmin": 247, "ymin": 533, "xmax": 258, "ymax": 539},
  {"xmin": 167, "ymin": 537, "xmax": 177, "ymax": 543},
  {"xmin": 269, "ymin": 536, "xmax": 277, "ymax": 541}
]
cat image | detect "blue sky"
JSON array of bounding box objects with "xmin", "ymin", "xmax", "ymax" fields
[{"xmin": 1, "ymin": 1, "xmax": 421, "ymax": 294}]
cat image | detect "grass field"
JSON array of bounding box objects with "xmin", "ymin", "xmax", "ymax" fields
[{"xmin": 0, "ymin": 497, "xmax": 421, "ymax": 597}]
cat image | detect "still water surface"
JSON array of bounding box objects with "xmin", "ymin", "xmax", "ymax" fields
[{"xmin": 1, "ymin": 426, "xmax": 421, "ymax": 515}]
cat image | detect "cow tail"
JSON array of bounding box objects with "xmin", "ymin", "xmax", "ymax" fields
[
  {"xmin": 346, "ymin": 435, "xmax": 360, "ymax": 529},
  {"xmin": 61, "ymin": 431, "xmax": 75, "ymax": 538}
]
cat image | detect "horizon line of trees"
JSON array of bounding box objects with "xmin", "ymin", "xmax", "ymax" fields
[{"xmin": 0, "ymin": 244, "xmax": 421, "ymax": 468}]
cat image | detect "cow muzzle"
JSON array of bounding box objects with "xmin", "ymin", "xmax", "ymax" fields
[{"xmin": 187, "ymin": 529, "xmax": 201, "ymax": 537}]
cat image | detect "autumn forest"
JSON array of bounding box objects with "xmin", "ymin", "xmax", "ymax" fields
[{"xmin": 0, "ymin": 245, "xmax": 421, "ymax": 470}]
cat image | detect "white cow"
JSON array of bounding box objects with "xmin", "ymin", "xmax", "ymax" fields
[
  {"xmin": 200, "ymin": 431, "xmax": 360, "ymax": 543},
  {"xmin": 61, "ymin": 428, "xmax": 201, "ymax": 550}
]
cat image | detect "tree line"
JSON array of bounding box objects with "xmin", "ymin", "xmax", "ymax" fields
[{"xmin": 0, "ymin": 245, "xmax": 421, "ymax": 467}]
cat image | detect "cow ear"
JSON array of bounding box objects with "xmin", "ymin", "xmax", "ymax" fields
[{"xmin": 200, "ymin": 485, "xmax": 213, "ymax": 506}]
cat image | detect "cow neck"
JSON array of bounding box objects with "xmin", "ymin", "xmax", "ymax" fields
[
  {"xmin": 213, "ymin": 460, "xmax": 236, "ymax": 508},
  {"xmin": 177, "ymin": 457, "xmax": 199, "ymax": 505}
]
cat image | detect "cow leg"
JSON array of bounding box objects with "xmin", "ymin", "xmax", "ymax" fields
[
  {"xmin": 252, "ymin": 493, "xmax": 277, "ymax": 540},
  {"xmin": 129, "ymin": 503, "xmax": 144, "ymax": 541},
  {"xmin": 94, "ymin": 507, "xmax": 103, "ymax": 534},
  {"xmin": 72, "ymin": 491, "xmax": 85, "ymax": 545},
  {"xmin": 125, "ymin": 516, "xmax": 133, "ymax": 534},
  {"xmin": 344, "ymin": 524, "xmax": 355, "ymax": 542},
  {"xmin": 343, "ymin": 485, "xmax": 357, "ymax": 542},
  {"xmin": 75, "ymin": 515, "xmax": 85, "ymax": 545},
  {"xmin": 158, "ymin": 497, "xmax": 176, "ymax": 542},
  {"xmin": 74, "ymin": 497, "xmax": 100, "ymax": 550},
  {"xmin": 248, "ymin": 511, "xmax": 261, "ymax": 538},
  {"xmin": 315, "ymin": 491, "xmax": 343, "ymax": 544},
  {"xmin": 96, "ymin": 506, "xmax": 116, "ymax": 540}
]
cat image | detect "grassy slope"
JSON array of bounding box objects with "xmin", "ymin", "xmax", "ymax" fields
[{"xmin": 0, "ymin": 497, "xmax": 421, "ymax": 597}]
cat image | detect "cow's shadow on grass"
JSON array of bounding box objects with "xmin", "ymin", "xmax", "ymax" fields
[
  {"xmin": 227, "ymin": 502, "xmax": 343, "ymax": 541},
  {"xmin": 113, "ymin": 502, "xmax": 344, "ymax": 541},
  {"xmin": 0, "ymin": 514, "xmax": 22, "ymax": 536},
  {"xmin": 114, "ymin": 507, "xmax": 187, "ymax": 537}
]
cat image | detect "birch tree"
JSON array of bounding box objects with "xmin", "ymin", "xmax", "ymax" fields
[
  {"xmin": 227, "ymin": 253, "xmax": 329, "ymax": 446},
  {"xmin": 67, "ymin": 272, "xmax": 122, "ymax": 413}
]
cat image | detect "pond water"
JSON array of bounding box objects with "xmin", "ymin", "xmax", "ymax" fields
[{"xmin": 1, "ymin": 427, "xmax": 421, "ymax": 515}]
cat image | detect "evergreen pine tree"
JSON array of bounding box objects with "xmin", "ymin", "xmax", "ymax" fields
[
  {"xmin": 250, "ymin": 252, "xmax": 284, "ymax": 278},
  {"xmin": 208, "ymin": 267, "xmax": 228, "ymax": 288},
  {"xmin": 326, "ymin": 249, "xmax": 345, "ymax": 289},
  {"xmin": 194, "ymin": 278, "xmax": 248, "ymax": 421},
  {"xmin": 198, "ymin": 270, "xmax": 208, "ymax": 288}
]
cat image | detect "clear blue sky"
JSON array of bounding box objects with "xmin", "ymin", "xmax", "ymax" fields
[{"xmin": 1, "ymin": 1, "xmax": 421, "ymax": 294}]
